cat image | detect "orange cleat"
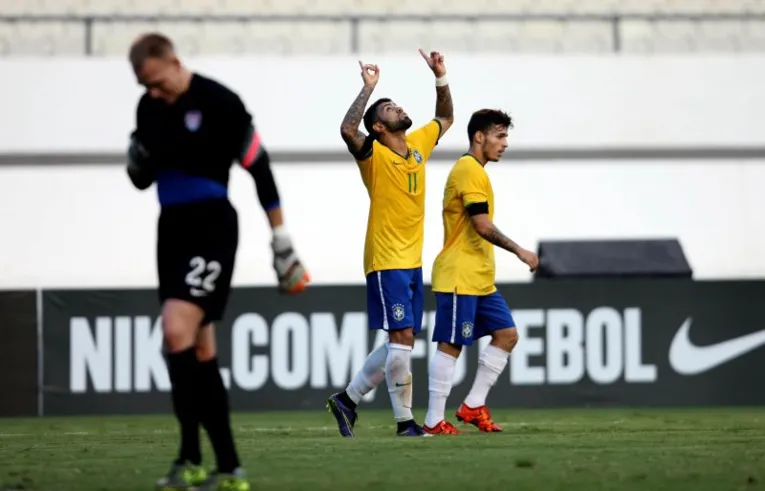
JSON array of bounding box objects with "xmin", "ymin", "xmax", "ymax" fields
[
  {"xmin": 423, "ymin": 420, "xmax": 461, "ymax": 435},
  {"xmin": 455, "ymin": 403, "xmax": 503, "ymax": 433}
]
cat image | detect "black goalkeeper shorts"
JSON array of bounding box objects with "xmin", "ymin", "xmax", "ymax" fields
[{"xmin": 156, "ymin": 199, "xmax": 239, "ymax": 324}]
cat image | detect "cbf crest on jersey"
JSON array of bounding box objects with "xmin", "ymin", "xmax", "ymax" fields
[
  {"xmin": 185, "ymin": 110, "xmax": 202, "ymax": 132},
  {"xmin": 412, "ymin": 149, "xmax": 423, "ymax": 164}
]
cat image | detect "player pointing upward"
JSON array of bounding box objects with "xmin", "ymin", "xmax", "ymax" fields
[
  {"xmin": 424, "ymin": 109, "xmax": 538, "ymax": 435},
  {"xmin": 326, "ymin": 50, "xmax": 454, "ymax": 437}
]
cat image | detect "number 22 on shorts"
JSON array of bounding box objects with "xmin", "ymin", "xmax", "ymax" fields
[{"xmin": 185, "ymin": 256, "xmax": 221, "ymax": 296}]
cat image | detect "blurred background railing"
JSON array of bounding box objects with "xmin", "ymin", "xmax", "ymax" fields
[{"xmin": 1, "ymin": 9, "xmax": 765, "ymax": 56}]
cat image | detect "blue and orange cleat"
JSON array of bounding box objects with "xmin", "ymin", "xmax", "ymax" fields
[
  {"xmin": 325, "ymin": 392, "xmax": 358, "ymax": 437},
  {"xmin": 455, "ymin": 403, "xmax": 503, "ymax": 432},
  {"xmin": 396, "ymin": 421, "xmax": 432, "ymax": 437},
  {"xmin": 423, "ymin": 420, "xmax": 461, "ymax": 435}
]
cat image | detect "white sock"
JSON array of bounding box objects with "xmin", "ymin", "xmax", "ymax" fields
[
  {"xmin": 385, "ymin": 343, "xmax": 414, "ymax": 422},
  {"xmin": 346, "ymin": 342, "xmax": 388, "ymax": 404},
  {"xmin": 464, "ymin": 344, "xmax": 509, "ymax": 408},
  {"xmin": 425, "ymin": 350, "xmax": 457, "ymax": 428}
]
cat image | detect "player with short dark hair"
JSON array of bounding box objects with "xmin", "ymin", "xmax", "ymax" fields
[
  {"xmin": 326, "ymin": 50, "xmax": 454, "ymax": 437},
  {"xmin": 423, "ymin": 109, "xmax": 538, "ymax": 435},
  {"xmin": 126, "ymin": 33, "xmax": 310, "ymax": 490}
]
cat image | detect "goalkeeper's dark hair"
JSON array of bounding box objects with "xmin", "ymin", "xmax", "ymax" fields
[
  {"xmin": 467, "ymin": 109, "xmax": 513, "ymax": 143},
  {"xmin": 363, "ymin": 97, "xmax": 392, "ymax": 140}
]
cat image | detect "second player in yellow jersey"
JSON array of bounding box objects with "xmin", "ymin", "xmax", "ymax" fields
[
  {"xmin": 424, "ymin": 109, "xmax": 539, "ymax": 436},
  {"xmin": 431, "ymin": 153, "xmax": 498, "ymax": 296},
  {"xmin": 327, "ymin": 49, "xmax": 455, "ymax": 438}
]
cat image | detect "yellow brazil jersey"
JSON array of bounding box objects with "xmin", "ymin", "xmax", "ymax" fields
[
  {"xmin": 432, "ymin": 154, "xmax": 497, "ymax": 296},
  {"xmin": 356, "ymin": 119, "xmax": 442, "ymax": 275}
]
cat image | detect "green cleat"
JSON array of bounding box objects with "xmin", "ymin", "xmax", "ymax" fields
[
  {"xmin": 192, "ymin": 469, "xmax": 250, "ymax": 491},
  {"xmin": 156, "ymin": 461, "xmax": 209, "ymax": 490}
]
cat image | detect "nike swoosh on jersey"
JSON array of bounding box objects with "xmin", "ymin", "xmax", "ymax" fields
[{"xmin": 668, "ymin": 317, "xmax": 765, "ymax": 375}]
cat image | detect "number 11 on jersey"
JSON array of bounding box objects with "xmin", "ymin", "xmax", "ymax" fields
[{"xmin": 408, "ymin": 172, "xmax": 418, "ymax": 194}]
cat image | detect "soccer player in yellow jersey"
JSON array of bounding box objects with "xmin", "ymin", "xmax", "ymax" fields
[
  {"xmin": 326, "ymin": 50, "xmax": 454, "ymax": 437},
  {"xmin": 423, "ymin": 109, "xmax": 539, "ymax": 435}
]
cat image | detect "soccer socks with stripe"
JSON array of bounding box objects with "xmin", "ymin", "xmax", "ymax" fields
[
  {"xmin": 198, "ymin": 357, "xmax": 241, "ymax": 474},
  {"xmin": 166, "ymin": 347, "xmax": 202, "ymax": 466},
  {"xmin": 425, "ymin": 350, "xmax": 458, "ymax": 428},
  {"xmin": 345, "ymin": 342, "xmax": 388, "ymax": 406},
  {"xmin": 386, "ymin": 343, "xmax": 414, "ymax": 422},
  {"xmin": 464, "ymin": 344, "xmax": 510, "ymax": 408}
]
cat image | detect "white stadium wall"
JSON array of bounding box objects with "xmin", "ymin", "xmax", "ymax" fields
[
  {"xmin": 1, "ymin": 55, "xmax": 764, "ymax": 153},
  {"xmin": 0, "ymin": 55, "xmax": 764, "ymax": 288}
]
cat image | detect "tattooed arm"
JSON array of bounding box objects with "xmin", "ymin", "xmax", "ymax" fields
[
  {"xmin": 434, "ymin": 83, "xmax": 454, "ymax": 136},
  {"xmin": 469, "ymin": 213, "xmax": 521, "ymax": 254},
  {"xmin": 340, "ymin": 62, "xmax": 379, "ymax": 160},
  {"xmin": 468, "ymin": 210, "xmax": 540, "ymax": 271},
  {"xmin": 419, "ymin": 48, "xmax": 454, "ymax": 138},
  {"xmin": 340, "ymin": 85, "xmax": 375, "ymax": 158}
]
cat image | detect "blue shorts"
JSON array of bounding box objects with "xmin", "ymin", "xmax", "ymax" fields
[
  {"xmin": 432, "ymin": 291, "xmax": 515, "ymax": 346},
  {"xmin": 365, "ymin": 268, "xmax": 424, "ymax": 334}
]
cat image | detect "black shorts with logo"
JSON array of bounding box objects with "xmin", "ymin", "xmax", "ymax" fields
[{"xmin": 157, "ymin": 199, "xmax": 239, "ymax": 324}]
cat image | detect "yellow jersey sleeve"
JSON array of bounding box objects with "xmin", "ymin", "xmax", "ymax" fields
[
  {"xmin": 455, "ymin": 160, "xmax": 490, "ymax": 209},
  {"xmin": 405, "ymin": 119, "xmax": 442, "ymax": 162}
]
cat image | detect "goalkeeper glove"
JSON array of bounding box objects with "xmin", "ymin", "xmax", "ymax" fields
[
  {"xmin": 270, "ymin": 226, "xmax": 310, "ymax": 294},
  {"xmin": 127, "ymin": 133, "xmax": 157, "ymax": 190}
]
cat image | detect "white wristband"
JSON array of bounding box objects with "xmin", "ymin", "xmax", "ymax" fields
[
  {"xmin": 272, "ymin": 225, "xmax": 289, "ymax": 239},
  {"xmin": 435, "ymin": 75, "xmax": 448, "ymax": 87}
]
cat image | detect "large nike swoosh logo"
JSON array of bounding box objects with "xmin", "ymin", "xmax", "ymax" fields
[{"xmin": 668, "ymin": 317, "xmax": 765, "ymax": 375}]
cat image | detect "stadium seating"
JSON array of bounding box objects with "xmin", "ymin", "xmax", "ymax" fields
[
  {"xmin": 3, "ymin": 0, "xmax": 764, "ymax": 15},
  {"xmin": 0, "ymin": 0, "xmax": 764, "ymax": 55}
]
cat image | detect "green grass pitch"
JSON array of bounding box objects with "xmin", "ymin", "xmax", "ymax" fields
[{"xmin": 1, "ymin": 408, "xmax": 764, "ymax": 491}]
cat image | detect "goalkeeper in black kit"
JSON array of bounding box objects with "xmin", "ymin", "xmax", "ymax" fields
[{"xmin": 126, "ymin": 33, "xmax": 310, "ymax": 491}]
